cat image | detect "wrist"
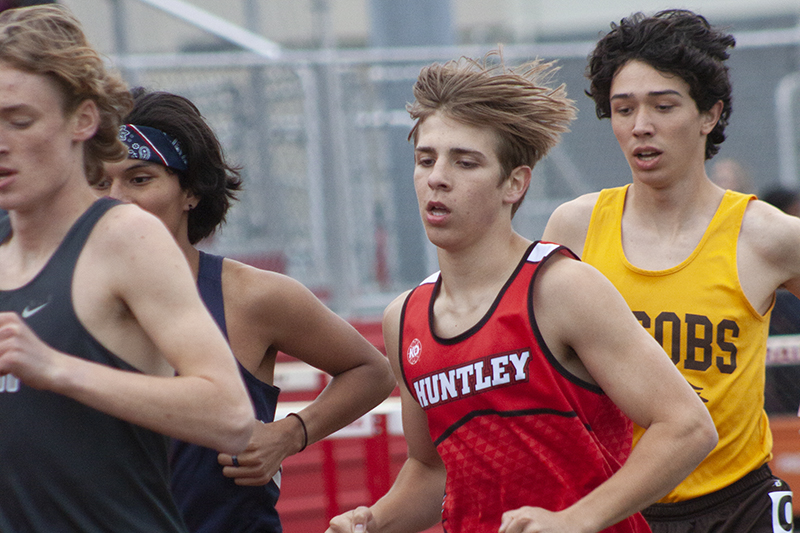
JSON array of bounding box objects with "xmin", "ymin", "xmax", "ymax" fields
[
  {"xmin": 286, "ymin": 412, "xmax": 308, "ymax": 453},
  {"xmin": 559, "ymin": 504, "xmax": 603, "ymax": 533}
]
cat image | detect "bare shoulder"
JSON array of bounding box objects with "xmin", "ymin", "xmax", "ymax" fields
[
  {"xmin": 84, "ymin": 204, "xmax": 186, "ymax": 280},
  {"xmin": 222, "ymin": 258, "xmax": 291, "ymax": 301},
  {"xmin": 383, "ymin": 290, "xmax": 411, "ymax": 326},
  {"xmin": 534, "ymin": 252, "xmax": 608, "ymax": 305},
  {"xmin": 91, "ymin": 203, "xmax": 171, "ymax": 251},
  {"xmin": 382, "ymin": 290, "xmax": 412, "ymax": 370},
  {"xmin": 533, "ymin": 252, "xmax": 637, "ymax": 342},
  {"xmin": 740, "ymin": 199, "xmax": 800, "ymax": 266},
  {"xmin": 221, "ymin": 258, "xmax": 316, "ymax": 319},
  {"xmin": 542, "ymin": 192, "xmax": 601, "ymax": 253}
]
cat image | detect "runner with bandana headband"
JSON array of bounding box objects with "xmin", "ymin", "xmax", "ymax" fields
[
  {"xmin": 120, "ymin": 124, "xmax": 188, "ymax": 172},
  {"xmin": 97, "ymin": 88, "xmax": 395, "ymax": 533}
]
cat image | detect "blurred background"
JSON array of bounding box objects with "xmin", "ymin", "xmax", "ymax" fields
[
  {"xmin": 29, "ymin": 0, "xmax": 799, "ymax": 320},
  {"xmin": 5, "ymin": 1, "xmax": 800, "ymax": 530}
]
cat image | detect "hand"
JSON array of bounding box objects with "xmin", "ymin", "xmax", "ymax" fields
[
  {"xmin": 499, "ymin": 506, "xmax": 576, "ymax": 533},
  {"xmin": 326, "ymin": 506, "xmax": 376, "ymax": 533},
  {"xmin": 0, "ymin": 312, "xmax": 62, "ymax": 390},
  {"xmin": 218, "ymin": 418, "xmax": 296, "ymax": 486}
]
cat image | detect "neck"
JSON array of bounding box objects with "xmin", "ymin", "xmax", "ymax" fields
[
  {"xmin": 1, "ymin": 185, "xmax": 97, "ymax": 287},
  {"xmin": 176, "ymin": 234, "xmax": 201, "ymax": 281},
  {"xmin": 8, "ymin": 186, "xmax": 96, "ymax": 250},
  {"xmin": 436, "ymin": 231, "xmax": 530, "ymax": 303},
  {"xmin": 627, "ymin": 174, "xmax": 725, "ymax": 225}
]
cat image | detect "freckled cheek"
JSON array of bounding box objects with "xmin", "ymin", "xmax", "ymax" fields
[
  {"xmin": 413, "ymin": 173, "xmax": 429, "ymax": 201},
  {"xmin": 25, "ymin": 138, "xmax": 61, "ymax": 161}
]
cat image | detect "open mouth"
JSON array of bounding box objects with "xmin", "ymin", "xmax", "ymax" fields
[
  {"xmin": 427, "ymin": 202, "xmax": 449, "ymax": 216},
  {"xmin": 635, "ymin": 150, "xmax": 661, "ymax": 161}
]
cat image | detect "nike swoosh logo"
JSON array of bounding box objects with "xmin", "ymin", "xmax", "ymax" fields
[{"xmin": 21, "ymin": 302, "xmax": 48, "ymax": 318}]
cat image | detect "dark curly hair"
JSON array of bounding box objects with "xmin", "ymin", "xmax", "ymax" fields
[
  {"xmin": 586, "ymin": 9, "xmax": 735, "ymax": 160},
  {"xmin": 125, "ymin": 88, "xmax": 243, "ymax": 244}
]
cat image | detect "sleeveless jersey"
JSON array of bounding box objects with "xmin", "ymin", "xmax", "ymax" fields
[
  {"xmin": 0, "ymin": 198, "xmax": 187, "ymax": 533},
  {"xmin": 170, "ymin": 251, "xmax": 283, "ymax": 533},
  {"xmin": 583, "ymin": 186, "xmax": 772, "ymax": 502},
  {"xmin": 399, "ymin": 241, "xmax": 651, "ymax": 533}
]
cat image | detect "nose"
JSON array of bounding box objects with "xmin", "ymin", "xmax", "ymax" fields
[
  {"xmin": 107, "ymin": 180, "xmax": 130, "ymax": 202},
  {"xmin": 426, "ymin": 159, "xmax": 451, "ymax": 191},
  {"xmin": 631, "ymin": 109, "xmax": 654, "ymax": 137}
]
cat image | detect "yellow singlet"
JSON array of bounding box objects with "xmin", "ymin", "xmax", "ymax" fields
[{"xmin": 583, "ymin": 185, "xmax": 773, "ymax": 503}]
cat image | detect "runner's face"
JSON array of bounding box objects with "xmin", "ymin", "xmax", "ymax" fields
[
  {"xmin": 0, "ymin": 62, "xmax": 93, "ymax": 210},
  {"xmin": 609, "ymin": 60, "xmax": 719, "ymax": 186},
  {"xmin": 97, "ymin": 159, "xmax": 195, "ymax": 240},
  {"xmin": 413, "ymin": 111, "xmax": 517, "ymax": 251}
]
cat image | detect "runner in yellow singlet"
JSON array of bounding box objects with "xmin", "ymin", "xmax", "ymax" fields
[{"xmin": 544, "ymin": 9, "xmax": 800, "ymax": 533}]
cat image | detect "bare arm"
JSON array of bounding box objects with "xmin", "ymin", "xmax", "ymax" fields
[
  {"xmin": 500, "ymin": 256, "xmax": 717, "ymax": 533},
  {"xmin": 218, "ymin": 265, "xmax": 396, "ymax": 484},
  {"xmin": 540, "ymin": 192, "xmax": 598, "ymax": 255},
  {"xmin": 739, "ymin": 200, "xmax": 800, "ymax": 312},
  {"xmin": 263, "ymin": 271, "xmax": 395, "ymax": 446},
  {"xmin": 44, "ymin": 205, "xmax": 252, "ymax": 453},
  {"xmin": 327, "ymin": 293, "xmax": 446, "ymax": 533}
]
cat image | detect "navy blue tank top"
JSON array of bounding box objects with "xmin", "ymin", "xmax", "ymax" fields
[
  {"xmin": 170, "ymin": 251, "xmax": 283, "ymax": 532},
  {"xmin": 0, "ymin": 198, "xmax": 187, "ymax": 532}
]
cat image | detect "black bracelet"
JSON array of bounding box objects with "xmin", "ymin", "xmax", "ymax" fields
[{"xmin": 287, "ymin": 412, "xmax": 308, "ymax": 452}]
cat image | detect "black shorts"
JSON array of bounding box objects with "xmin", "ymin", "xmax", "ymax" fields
[{"xmin": 642, "ymin": 464, "xmax": 793, "ymax": 533}]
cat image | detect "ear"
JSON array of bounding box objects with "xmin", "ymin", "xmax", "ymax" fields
[
  {"xmin": 700, "ymin": 100, "xmax": 724, "ymax": 135},
  {"xmin": 183, "ymin": 190, "xmax": 200, "ymax": 212},
  {"xmin": 71, "ymin": 99, "xmax": 100, "ymax": 142},
  {"xmin": 503, "ymin": 165, "xmax": 532, "ymax": 206}
]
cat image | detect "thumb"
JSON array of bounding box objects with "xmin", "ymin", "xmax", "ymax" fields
[{"xmin": 352, "ymin": 507, "xmax": 372, "ymax": 532}]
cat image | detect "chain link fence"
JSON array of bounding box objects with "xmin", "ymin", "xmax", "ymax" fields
[{"xmin": 112, "ymin": 24, "xmax": 800, "ymax": 318}]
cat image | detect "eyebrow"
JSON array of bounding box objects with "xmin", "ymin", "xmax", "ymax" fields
[
  {"xmin": 610, "ymin": 89, "xmax": 684, "ymax": 101},
  {"xmin": 415, "ymin": 146, "xmax": 487, "ymax": 159},
  {"xmin": 0, "ymin": 103, "xmax": 34, "ymax": 114},
  {"xmin": 122, "ymin": 161, "xmax": 162, "ymax": 172}
]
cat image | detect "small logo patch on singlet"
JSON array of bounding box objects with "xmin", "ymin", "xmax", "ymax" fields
[
  {"xmin": 408, "ymin": 338, "xmax": 422, "ymax": 365},
  {"xmin": 21, "ymin": 297, "xmax": 51, "ymax": 318}
]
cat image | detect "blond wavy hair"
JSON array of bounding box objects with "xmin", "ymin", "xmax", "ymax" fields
[
  {"xmin": 408, "ymin": 50, "xmax": 576, "ymax": 215},
  {"xmin": 0, "ymin": 4, "xmax": 132, "ymax": 183}
]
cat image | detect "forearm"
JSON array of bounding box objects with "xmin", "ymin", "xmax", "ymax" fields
[
  {"xmin": 51, "ymin": 353, "xmax": 254, "ymax": 453},
  {"xmin": 295, "ymin": 357, "xmax": 395, "ymax": 447},
  {"xmin": 368, "ymin": 457, "xmax": 446, "ymax": 533}
]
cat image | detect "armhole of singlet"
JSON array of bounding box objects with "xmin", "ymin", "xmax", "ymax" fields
[
  {"xmin": 527, "ymin": 243, "xmax": 605, "ymax": 394},
  {"xmin": 397, "ymin": 289, "xmax": 415, "ymax": 397}
]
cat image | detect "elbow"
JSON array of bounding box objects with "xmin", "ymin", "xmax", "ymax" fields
[
  {"xmin": 689, "ymin": 409, "xmax": 718, "ymax": 460},
  {"xmin": 369, "ymin": 356, "xmax": 397, "ymax": 403},
  {"xmin": 700, "ymin": 417, "xmax": 719, "ymax": 457},
  {"xmin": 215, "ymin": 401, "xmax": 256, "ymax": 454},
  {"xmin": 349, "ymin": 355, "xmax": 396, "ymax": 411},
  {"xmin": 378, "ymin": 357, "xmax": 397, "ymax": 396},
  {"xmin": 231, "ymin": 410, "xmax": 256, "ymax": 454}
]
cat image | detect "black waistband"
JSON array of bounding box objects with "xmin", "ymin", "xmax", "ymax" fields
[{"xmin": 642, "ymin": 464, "xmax": 774, "ymax": 519}]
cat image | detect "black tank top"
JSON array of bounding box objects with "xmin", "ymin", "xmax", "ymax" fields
[
  {"xmin": 0, "ymin": 198, "xmax": 187, "ymax": 532},
  {"xmin": 170, "ymin": 251, "xmax": 282, "ymax": 532}
]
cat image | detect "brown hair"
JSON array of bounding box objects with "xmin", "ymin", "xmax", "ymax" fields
[
  {"xmin": 0, "ymin": 4, "xmax": 132, "ymax": 182},
  {"xmin": 408, "ymin": 50, "xmax": 576, "ymax": 215}
]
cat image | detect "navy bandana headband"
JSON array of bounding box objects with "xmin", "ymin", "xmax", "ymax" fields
[{"xmin": 119, "ymin": 124, "xmax": 189, "ymax": 172}]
